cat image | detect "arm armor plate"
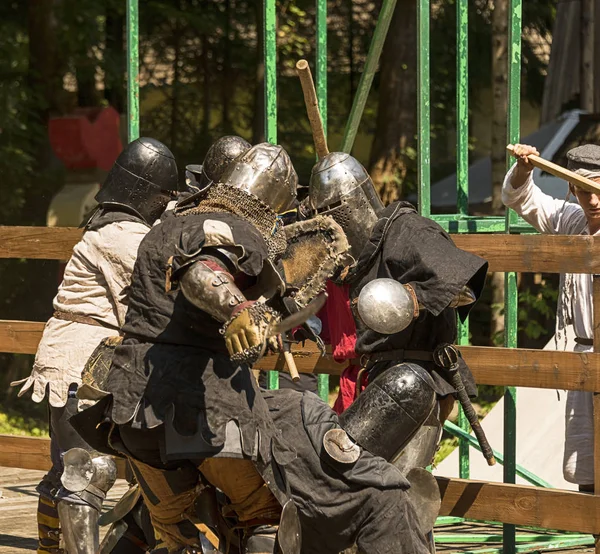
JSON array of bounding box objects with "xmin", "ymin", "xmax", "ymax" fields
[{"xmin": 180, "ymin": 259, "xmax": 246, "ymax": 322}]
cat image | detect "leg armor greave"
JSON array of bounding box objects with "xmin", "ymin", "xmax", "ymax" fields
[
  {"xmin": 57, "ymin": 448, "xmax": 118, "ymax": 554},
  {"xmin": 338, "ymin": 362, "xmax": 437, "ymax": 461}
]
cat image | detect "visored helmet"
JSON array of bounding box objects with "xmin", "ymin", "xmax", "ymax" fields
[
  {"xmin": 309, "ymin": 152, "xmax": 383, "ymax": 258},
  {"xmin": 95, "ymin": 137, "xmax": 179, "ymax": 224},
  {"xmin": 220, "ymin": 142, "xmax": 298, "ymax": 213}
]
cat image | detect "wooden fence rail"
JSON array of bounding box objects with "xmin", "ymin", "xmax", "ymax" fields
[{"xmin": 2, "ymin": 227, "xmax": 600, "ymax": 537}]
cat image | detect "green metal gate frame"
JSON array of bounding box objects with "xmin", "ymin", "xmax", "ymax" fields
[{"xmin": 122, "ymin": 0, "xmax": 593, "ymax": 551}]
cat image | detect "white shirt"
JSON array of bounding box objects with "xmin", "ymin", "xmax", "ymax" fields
[
  {"xmin": 502, "ymin": 164, "xmax": 595, "ymax": 484},
  {"xmin": 13, "ymin": 220, "xmax": 148, "ymax": 407}
]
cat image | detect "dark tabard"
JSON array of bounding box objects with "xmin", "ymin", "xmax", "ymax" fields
[{"xmin": 346, "ymin": 201, "xmax": 488, "ymax": 397}]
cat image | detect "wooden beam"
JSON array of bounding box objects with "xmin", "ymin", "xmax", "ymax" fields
[
  {"xmin": 4, "ymin": 323, "xmax": 600, "ymax": 393},
  {"xmin": 257, "ymin": 343, "xmax": 600, "ymax": 392},
  {"xmin": 0, "ymin": 434, "xmax": 51, "ymax": 472},
  {"xmin": 437, "ymin": 477, "xmax": 600, "ymax": 534},
  {"xmin": 452, "ymin": 234, "xmax": 600, "ymax": 274},
  {"xmin": 0, "ymin": 435, "xmax": 126, "ymax": 477},
  {"xmin": 460, "ymin": 345, "xmax": 600, "ymax": 392},
  {"xmin": 0, "ymin": 226, "xmax": 81, "ymax": 260},
  {"xmin": 0, "ymin": 227, "xmax": 599, "ymax": 274},
  {"xmin": 0, "ymin": 320, "xmax": 45, "ymax": 354}
]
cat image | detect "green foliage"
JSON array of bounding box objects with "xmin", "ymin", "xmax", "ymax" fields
[
  {"xmin": 0, "ymin": 408, "xmax": 49, "ymax": 437},
  {"xmin": 518, "ymin": 280, "xmax": 558, "ymax": 340}
]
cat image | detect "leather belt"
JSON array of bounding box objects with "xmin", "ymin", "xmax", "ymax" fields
[
  {"xmin": 354, "ymin": 348, "xmax": 434, "ymax": 368},
  {"xmin": 575, "ymin": 337, "xmax": 594, "ymax": 346},
  {"xmin": 53, "ymin": 310, "xmax": 119, "ymax": 331}
]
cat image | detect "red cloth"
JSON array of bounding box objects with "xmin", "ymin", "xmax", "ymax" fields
[{"xmin": 319, "ymin": 282, "xmax": 363, "ymax": 414}]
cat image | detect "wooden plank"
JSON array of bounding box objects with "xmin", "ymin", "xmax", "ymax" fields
[
  {"xmin": 437, "ymin": 477, "xmax": 600, "ymax": 534},
  {"xmin": 0, "ymin": 435, "xmax": 51, "ymax": 472},
  {"xmin": 0, "ymin": 320, "xmax": 45, "ymax": 354},
  {"xmin": 257, "ymin": 343, "xmax": 600, "ymax": 392},
  {"xmin": 0, "ymin": 435, "xmax": 126, "ymax": 477},
  {"xmin": 0, "ymin": 226, "xmax": 598, "ymax": 274},
  {"xmin": 452, "ymin": 234, "xmax": 600, "ymax": 274},
  {"xmin": 460, "ymin": 345, "xmax": 600, "ymax": 392},
  {"xmin": 0, "ymin": 226, "xmax": 80, "ymax": 260},
  {"xmin": 4, "ymin": 322, "xmax": 600, "ymax": 393}
]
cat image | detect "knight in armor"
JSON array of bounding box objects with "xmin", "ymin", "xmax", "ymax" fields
[
  {"xmin": 307, "ymin": 152, "xmax": 488, "ymax": 538},
  {"xmin": 11, "ymin": 137, "xmax": 180, "ymax": 554},
  {"xmin": 72, "ymin": 142, "xmax": 307, "ymax": 554},
  {"xmin": 183, "ymin": 135, "xmax": 252, "ymax": 201}
]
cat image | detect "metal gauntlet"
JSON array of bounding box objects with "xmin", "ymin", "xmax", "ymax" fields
[
  {"xmin": 222, "ymin": 302, "xmax": 280, "ymax": 364},
  {"xmin": 180, "ymin": 259, "xmax": 246, "ymax": 322}
]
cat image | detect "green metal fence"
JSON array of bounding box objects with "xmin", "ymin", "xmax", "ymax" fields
[{"xmin": 122, "ymin": 1, "xmax": 595, "ymax": 552}]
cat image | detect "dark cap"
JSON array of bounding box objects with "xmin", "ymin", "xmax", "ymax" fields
[{"xmin": 566, "ymin": 144, "xmax": 600, "ymax": 172}]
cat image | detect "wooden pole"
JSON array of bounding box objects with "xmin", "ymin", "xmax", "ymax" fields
[
  {"xmin": 296, "ymin": 59, "xmax": 329, "ymax": 159},
  {"xmin": 507, "ymin": 145, "xmax": 600, "ymax": 195}
]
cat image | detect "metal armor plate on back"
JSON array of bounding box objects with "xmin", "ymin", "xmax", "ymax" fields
[{"xmin": 281, "ymin": 216, "xmax": 350, "ymax": 308}]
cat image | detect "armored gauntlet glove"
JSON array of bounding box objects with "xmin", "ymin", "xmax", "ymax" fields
[{"xmin": 222, "ymin": 302, "xmax": 280, "ymax": 364}]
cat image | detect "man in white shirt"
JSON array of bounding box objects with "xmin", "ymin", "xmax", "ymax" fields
[{"xmin": 502, "ymin": 143, "xmax": 600, "ymax": 492}]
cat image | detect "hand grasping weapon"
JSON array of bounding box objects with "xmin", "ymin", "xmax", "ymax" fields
[
  {"xmin": 507, "ymin": 144, "xmax": 600, "ymax": 195},
  {"xmin": 296, "ymin": 59, "xmax": 329, "ymax": 159}
]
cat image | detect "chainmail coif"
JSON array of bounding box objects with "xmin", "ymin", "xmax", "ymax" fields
[{"xmin": 177, "ymin": 184, "xmax": 287, "ymax": 260}]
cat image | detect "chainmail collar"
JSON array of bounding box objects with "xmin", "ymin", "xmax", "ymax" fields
[{"xmin": 177, "ymin": 184, "xmax": 287, "ymax": 259}]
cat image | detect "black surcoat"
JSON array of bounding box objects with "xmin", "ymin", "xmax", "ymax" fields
[
  {"xmin": 345, "ymin": 201, "xmax": 488, "ymax": 397},
  {"xmin": 99, "ymin": 210, "xmax": 294, "ymax": 467}
]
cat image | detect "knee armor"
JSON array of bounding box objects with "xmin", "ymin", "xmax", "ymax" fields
[{"xmin": 338, "ymin": 362, "xmax": 437, "ymax": 461}]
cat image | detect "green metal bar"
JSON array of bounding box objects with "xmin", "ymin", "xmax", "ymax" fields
[
  {"xmin": 443, "ymin": 421, "xmax": 554, "ymax": 489},
  {"xmin": 417, "ymin": 0, "xmax": 431, "ymax": 217},
  {"xmin": 435, "ymin": 516, "xmax": 465, "ymax": 526},
  {"xmin": 340, "ymin": 0, "xmax": 397, "ymax": 153},
  {"xmin": 434, "ymin": 533, "xmax": 592, "ymax": 544},
  {"xmin": 456, "ymin": 0, "xmax": 468, "ymax": 216},
  {"xmin": 457, "ymin": 317, "xmax": 470, "ymax": 479},
  {"xmin": 264, "ymin": 0, "xmax": 277, "ymax": 144},
  {"xmin": 436, "ymin": 536, "xmax": 594, "ymax": 554},
  {"xmin": 316, "ymin": 0, "xmax": 328, "ymax": 403},
  {"xmin": 126, "ymin": 0, "xmax": 140, "ymax": 142},
  {"xmin": 264, "ymin": 0, "xmax": 278, "ymax": 390},
  {"xmin": 504, "ymin": 1, "xmax": 522, "ymax": 551},
  {"xmin": 454, "ymin": 0, "xmax": 470, "ymax": 441}
]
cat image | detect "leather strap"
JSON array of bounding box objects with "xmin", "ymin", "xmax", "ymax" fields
[
  {"xmin": 354, "ymin": 348, "xmax": 434, "ymax": 368},
  {"xmin": 53, "ymin": 310, "xmax": 120, "ymax": 331},
  {"xmin": 576, "ymin": 337, "xmax": 594, "ymax": 346}
]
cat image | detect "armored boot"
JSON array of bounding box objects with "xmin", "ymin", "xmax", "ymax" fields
[
  {"xmin": 243, "ymin": 525, "xmax": 278, "ymax": 554},
  {"xmin": 57, "ymin": 448, "xmax": 118, "ymax": 554}
]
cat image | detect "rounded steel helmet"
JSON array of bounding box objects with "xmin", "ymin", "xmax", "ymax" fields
[
  {"xmin": 220, "ymin": 142, "xmax": 298, "ymax": 213},
  {"xmin": 95, "ymin": 137, "xmax": 179, "ymax": 224},
  {"xmin": 201, "ymin": 135, "xmax": 252, "ymax": 188},
  {"xmin": 309, "ymin": 152, "xmax": 383, "ymax": 258},
  {"xmin": 357, "ymin": 278, "xmax": 416, "ymax": 334}
]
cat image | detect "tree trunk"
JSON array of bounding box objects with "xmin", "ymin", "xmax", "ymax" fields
[
  {"xmin": 252, "ymin": 0, "xmax": 265, "ymax": 144},
  {"xmin": 490, "ymin": 0, "xmax": 508, "ymax": 215},
  {"xmin": 490, "ymin": 0, "xmax": 509, "ymax": 344},
  {"xmin": 581, "ymin": 0, "xmax": 595, "ymax": 112},
  {"xmin": 368, "ymin": 0, "xmax": 417, "ymax": 205},
  {"xmin": 105, "ymin": 4, "xmax": 125, "ymax": 112},
  {"xmin": 222, "ymin": 0, "xmax": 233, "ymax": 133}
]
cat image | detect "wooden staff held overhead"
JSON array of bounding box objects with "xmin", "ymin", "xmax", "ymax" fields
[
  {"xmin": 296, "ymin": 59, "xmax": 329, "ymax": 159},
  {"xmin": 507, "ymin": 144, "xmax": 600, "ymax": 195}
]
